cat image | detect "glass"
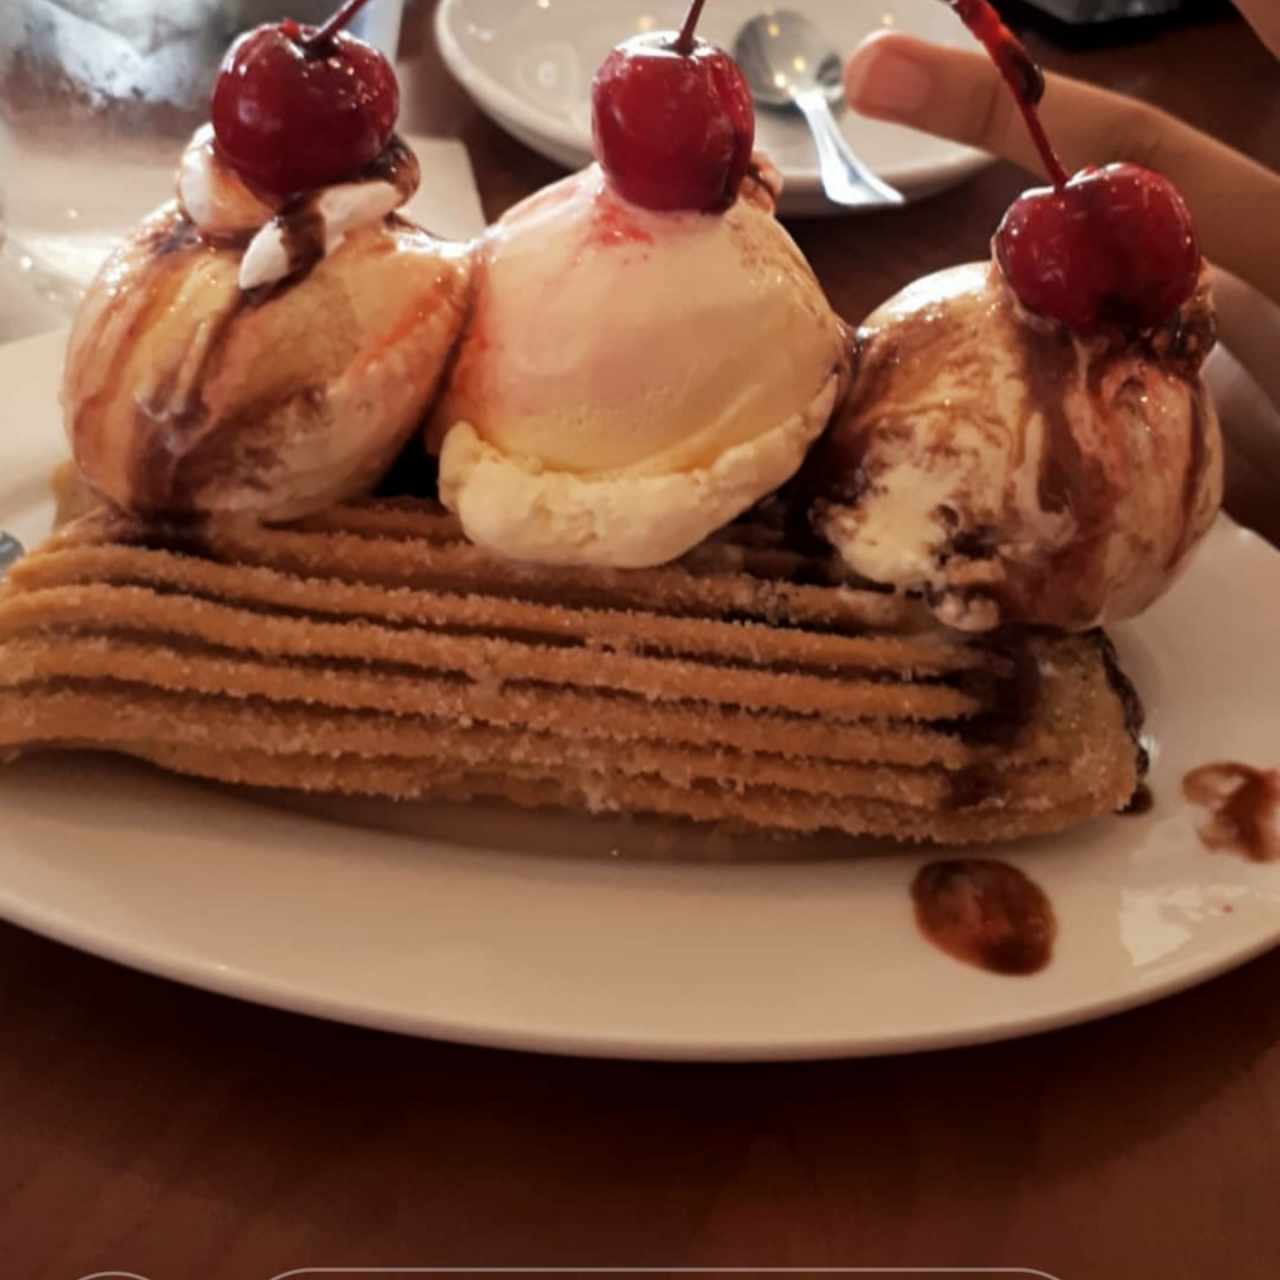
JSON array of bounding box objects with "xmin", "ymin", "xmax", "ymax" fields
[{"xmin": 0, "ymin": 0, "xmax": 405, "ymax": 327}]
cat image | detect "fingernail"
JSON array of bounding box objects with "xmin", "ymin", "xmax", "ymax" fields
[{"xmin": 845, "ymin": 46, "xmax": 933, "ymax": 119}]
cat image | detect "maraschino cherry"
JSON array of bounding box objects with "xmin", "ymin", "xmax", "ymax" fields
[
  {"xmin": 211, "ymin": 0, "xmax": 398, "ymax": 198},
  {"xmin": 591, "ymin": 0, "xmax": 754, "ymax": 213},
  {"xmin": 996, "ymin": 162, "xmax": 1199, "ymax": 333},
  {"xmin": 947, "ymin": 0, "xmax": 1200, "ymax": 334}
]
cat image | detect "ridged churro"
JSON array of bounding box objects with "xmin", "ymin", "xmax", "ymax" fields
[{"xmin": 0, "ymin": 499, "xmax": 1142, "ymax": 845}]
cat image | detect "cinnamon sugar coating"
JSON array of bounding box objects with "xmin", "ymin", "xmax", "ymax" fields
[{"xmin": 0, "ymin": 499, "xmax": 1141, "ymax": 847}]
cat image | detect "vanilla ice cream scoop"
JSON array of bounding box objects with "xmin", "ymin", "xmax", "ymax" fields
[
  {"xmin": 429, "ymin": 160, "xmax": 850, "ymax": 568},
  {"xmin": 65, "ymin": 134, "xmax": 472, "ymax": 522},
  {"xmin": 808, "ymin": 260, "xmax": 1221, "ymax": 631}
]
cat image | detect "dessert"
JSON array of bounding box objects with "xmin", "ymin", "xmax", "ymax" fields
[
  {"xmin": 0, "ymin": 0, "xmax": 1176, "ymax": 848},
  {"xmin": 65, "ymin": 0, "xmax": 472, "ymax": 523},
  {"xmin": 809, "ymin": 1, "xmax": 1222, "ymax": 632},
  {"xmin": 428, "ymin": 2, "xmax": 849, "ymax": 568},
  {"xmin": 429, "ymin": 158, "xmax": 848, "ymax": 568},
  {"xmin": 0, "ymin": 499, "xmax": 1140, "ymax": 844},
  {"xmin": 807, "ymin": 257, "xmax": 1219, "ymax": 631}
]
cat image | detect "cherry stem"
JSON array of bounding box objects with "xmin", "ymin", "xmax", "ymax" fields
[
  {"xmin": 946, "ymin": 0, "xmax": 1069, "ymax": 189},
  {"xmin": 1018, "ymin": 95, "xmax": 1070, "ymax": 191},
  {"xmin": 674, "ymin": 0, "xmax": 708, "ymax": 55},
  {"xmin": 307, "ymin": 0, "xmax": 378, "ymax": 48}
]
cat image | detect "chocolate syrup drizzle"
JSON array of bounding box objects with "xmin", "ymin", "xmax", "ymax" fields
[
  {"xmin": 267, "ymin": 132, "xmax": 419, "ymax": 285},
  {"xmin": 125, "ymin": 227, "xmax": 274, "ymax": 517},
  {"xmin": 1122, "ymin": 783, "xmax": 1154, "ymax": 815},
  {"xmin": 109, "ymin": 132, "xmax": 426, "ymax": 517},
  {"xmin": 950, "ymin": 629, "xmax": 1043, "ymax": 751},
  {"xmin": 1092, "ymin": 628, "xmax": 1152, "ymax": 814},
  {"xmin": 935, "ymin": 627, "xmax": 1146, "ymax": 815},
  {"xmin": 803, "ymin": 273, "xmax": 1216, "ymax": 636},
  {"xmin": 1093, "ymin": 629, "xmax": 1149, "ymax": 779}
]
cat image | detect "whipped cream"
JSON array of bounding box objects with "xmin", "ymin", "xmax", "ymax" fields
[
  {"xmin": 176, "ymin": 126, "xmax": 421, "ymax": 291},
  {"xmin": 177, "ymin": 123, "xmax": 280, "ymax": 237}
]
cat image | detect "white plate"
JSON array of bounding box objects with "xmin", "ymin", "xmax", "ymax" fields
[
  {"xmin": 2, "ymin": 328, "xmax": 1279, "ymax": 1061},
  {"xmin": 436, "ymin": 0, "xmax": 993, "ymax": 216}
]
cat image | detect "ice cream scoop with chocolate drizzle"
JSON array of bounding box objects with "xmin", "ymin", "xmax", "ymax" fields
[
  {"xmin": 805, "ymin": 0, "xmax": 1221, "ymax": 632},
  {"xmin": 64, "ymin": 47, "xmax": 472, "ymax": 524},
  {"xmin": 805, "ymin": 259, "xmax": 1221, "ymax": 631}
]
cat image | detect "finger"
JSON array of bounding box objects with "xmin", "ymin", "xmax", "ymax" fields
[
  {"xmin": 1232, "ymin": 0, "xmax": 1280, "ymax": 58},
  {"xmin": 845, "ymin": 30, "xmax": 1117, "ymax": 180},
  {"xmin": 844, "ymin": 31, "xmax": 1280, "ymax": 307},
  {"xmin": 1211, "ymin": 266, "xmax": 1280, "ymax": 449}
]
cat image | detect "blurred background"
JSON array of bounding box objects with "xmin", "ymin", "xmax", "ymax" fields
[{"xmin": 0, "ymin": 0, "xmax": 410, "ymax": 333}]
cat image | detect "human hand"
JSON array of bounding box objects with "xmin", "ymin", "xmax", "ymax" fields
[
  {"xmin": 843, "ymin": 2, "xmax": 1280, "ymax": 487},
  {"xmin": 843, "ymin": 1, "xmax": 1280, "ymax": 309}
]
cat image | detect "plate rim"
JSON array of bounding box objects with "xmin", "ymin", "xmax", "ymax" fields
[
  {"xmin": 433, "ymin": 0, "xmax": 994, "ymax": 206},
  {"xmin": 1, "ymin": 825, "xmax": 1278, "ymax": 1062},
  {"xmin": 3, "ymin": 331, "xmax": 1280, "ymax": 1062}
]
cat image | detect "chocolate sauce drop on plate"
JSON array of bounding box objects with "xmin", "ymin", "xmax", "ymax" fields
[
  {"xmin": 912, "ymin": 859, "xmax": 1056, "ymax": 975},
  {"xmin": 1183, "ymin": 763, "xmax": 1280, "ymax": 862},
  {"xmin": 1122, "ymin": 782, "xmax": 1154, "ymax": 815}
]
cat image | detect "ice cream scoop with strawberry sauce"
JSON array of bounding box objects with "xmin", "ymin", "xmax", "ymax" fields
[
  {"xmin": 428, "ymin": 1, "xmax": 850, "ymax": 568},
  {"xmin": 806, "ymin": 0, "xmax": 1222, "ymax": 631},
  {"xmin": 64, "ymin": 0, "xmax": 472, "ymax": 523}
]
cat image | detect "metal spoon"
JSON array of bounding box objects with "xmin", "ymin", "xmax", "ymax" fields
[
  {"xmin": 734, "ymin": 10, "xmax": 905, "ymax": 209},
  {"xmin": 0, "ymin": 532, "xmax": 24, "ymax": 578}
]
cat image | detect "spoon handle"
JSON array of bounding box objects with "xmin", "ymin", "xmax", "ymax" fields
[
  {"xmin": 0, "ymin": 532, "xmax": 24, "ymax": 579},
  {"xmin": 792, "ymin": 88, "xmax": 905, "ymax": 208}
]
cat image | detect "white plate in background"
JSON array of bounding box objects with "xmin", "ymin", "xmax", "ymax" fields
[
  {"xmin": 1, "ymin": 330, "xmax": 1279, "ymax": 1061},
  {"xmin": 436, "ymin": 0, "xmax": 993, "ymax": 216}
]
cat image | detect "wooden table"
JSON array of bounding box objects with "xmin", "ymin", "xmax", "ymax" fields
[{"xmin": 4, "ymin": 6, "xmax": 1279, "ymax": 1277}]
